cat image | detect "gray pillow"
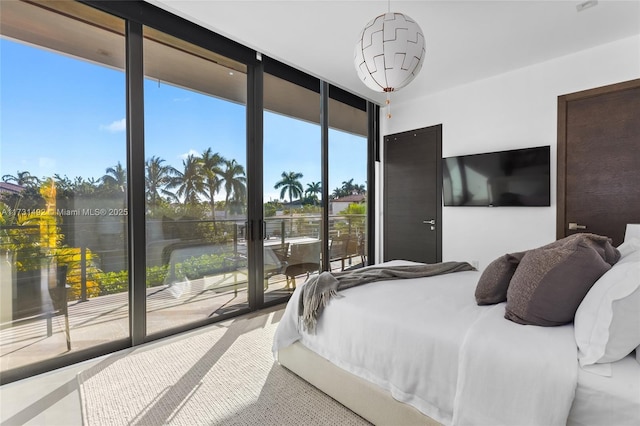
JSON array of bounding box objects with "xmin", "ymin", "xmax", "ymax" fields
[
  {"xmin": 505, "ymin": 234, "xmax": 619, "ymax": 326},
  {"xmin": 475, "ymin": 252, "xmax": 525, "ymax": 305}
]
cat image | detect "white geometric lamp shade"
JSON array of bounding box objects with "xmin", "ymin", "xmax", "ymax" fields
[{"xmin": 354, "ymin": 12, "xmax": 426, "ymax": 93}]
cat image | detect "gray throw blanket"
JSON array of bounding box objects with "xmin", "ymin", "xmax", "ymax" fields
[{"xmin": 299, "ymin": 262, "xmax": 475, "ymax": 333}]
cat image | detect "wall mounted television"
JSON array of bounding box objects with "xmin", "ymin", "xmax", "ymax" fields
[{"xmin": 442, "ymin": 146, "xmax": 551, "ymax": 207}]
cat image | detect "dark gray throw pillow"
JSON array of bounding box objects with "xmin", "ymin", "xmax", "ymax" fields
[
  {"xmin": 475, "ymin": 252, "xmax": 526, "ymax": 305},
  {"xmin": 505, "ymin": 234, "xmax": 619, "ymax": 326}
]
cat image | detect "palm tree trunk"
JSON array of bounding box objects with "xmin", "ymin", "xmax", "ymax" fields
[{"xmin": 289, "ymin": 194, "xmax": 294, "ymax": 235}]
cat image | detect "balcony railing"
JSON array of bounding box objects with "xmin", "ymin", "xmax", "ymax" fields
[
  {"xmin": 0, "ymin": 214, "xmax": 367, "ymax": 374},
  {"xmin": 1, "ymin": 214, "xmax": 366, "ymax": 312}
]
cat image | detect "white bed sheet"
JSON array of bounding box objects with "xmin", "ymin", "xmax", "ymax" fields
[
  {"xmin": 568, "ymin": 353, "xmax": 640, "ymax": 426},
  {"xmin": 273, "ymin": 260, "xmax": 578, "ymax": 425}
]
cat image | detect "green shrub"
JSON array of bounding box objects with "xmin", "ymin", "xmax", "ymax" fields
[
  {"xmin": 99, "ymin": 270, "xmax": 129, "ymax": 295},
  {"xmin": 94, "ymin": 253, "xmax": 235, "ymax": 296},
  {"xmin": 146, "ymin": 264, "xmax": 168, "ymax": 287},
  {"xmin": 174, "ymin": 252, "xmax": 235, "ymax": 280}
]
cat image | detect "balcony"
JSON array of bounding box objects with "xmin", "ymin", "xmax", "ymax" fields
[{"xmin": 0, "ymin": 215, "xmax": 366, "ymax": 375}]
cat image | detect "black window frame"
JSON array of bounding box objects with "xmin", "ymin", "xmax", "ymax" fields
[{"xmin": 1, "ymin": 0, "xmax": 377, "ymax": 385}]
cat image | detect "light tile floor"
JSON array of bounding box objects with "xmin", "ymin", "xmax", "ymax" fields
[
  {"xmin": 0, "ymin": 258, "xmax": 363, "ymax": 425},
  {"xmin": 0, "ymin": 304, "xmax": 284, "ymax": 426},
  {"xmin": 1, "ymin": 272, "xmax": 289, "ymax": 372}
]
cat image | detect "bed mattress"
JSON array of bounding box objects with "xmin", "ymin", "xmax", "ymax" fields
[
  {"xmin": 568, "ymin": 353, "xmax": 640, "ymax": 426},
  {"xmin": 273, "ymin": 260, "xmax": 579, "ymax": 425}
]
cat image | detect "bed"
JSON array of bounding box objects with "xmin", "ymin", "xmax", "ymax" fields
[{"xmin": 272, "ymin": 231, "xmax": 640, "ymax": 425}]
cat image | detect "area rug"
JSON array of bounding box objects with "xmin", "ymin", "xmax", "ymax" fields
[{"xmin": 77, "ymin": 309, "xmax": 370, "ymax": 425}]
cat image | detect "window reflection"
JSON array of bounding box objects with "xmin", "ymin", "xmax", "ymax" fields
[
  {"xmin": 263, "ymin": 73, "xmax": 322, "ymax": 293},
  {"xmin": 0, "ymin": 1, "xmax": 127, "ymax": 375},
  {"xmin": 328, "ymin": 97, "xmax": 368, "ymax": 272},
  {"xmin": 143, "ymin": 27, "xmax": 249, "ymax": 335}
]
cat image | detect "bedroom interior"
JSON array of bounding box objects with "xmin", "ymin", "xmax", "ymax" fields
[{"xmin": 1, "ymin": 0, "xmax": 639, "ymax": 425}]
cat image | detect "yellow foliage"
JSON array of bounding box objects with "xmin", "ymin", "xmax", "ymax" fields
[{"xmin": 56, "ymin": 247, "xmax": 102, "ymax": 299}]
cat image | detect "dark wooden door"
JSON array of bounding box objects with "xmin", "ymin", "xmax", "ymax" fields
[
  {"xmin": 558, "ymin": 79, "xmax": 640, "ymax": 246},
  {"xmin": 384, "ymin": 125, "xmax": 442, "ymax": 263}
]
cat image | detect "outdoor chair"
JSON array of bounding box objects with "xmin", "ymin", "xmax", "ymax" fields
[
  {"xmin": 265, "ymin": 242, "xmax": 289, "ymax": 290},
  {"xmin": 358, "ymin": 236, "xmax": 367, "ymax": 264},
  {"xmin": 5, "ymin": 264, "xmax": 71, "ymax": 351},
  {"xmin": 329, "ymin": 236, "xmax": 350, "ymax": 271},
  {"xmin": 284, "ymin": 241, "xmax": 320, "ymax": 289},
  {"xmin": 48, "ymin": 265, "xmax": 71, "ymax": 350}
]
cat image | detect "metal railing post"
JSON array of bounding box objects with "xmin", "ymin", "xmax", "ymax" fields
[{"xmin": 233, "ymin": 223, "xmax": 238, "ymax": 256}]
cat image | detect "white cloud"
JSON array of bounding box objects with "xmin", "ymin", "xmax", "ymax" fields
[
  {"xmin": 179, "ymin": 149, "xmax": 200, "ymax": 160},
  {"xmin": 100, "ymin": 118, "xmax": 126, "ymax": 133}
]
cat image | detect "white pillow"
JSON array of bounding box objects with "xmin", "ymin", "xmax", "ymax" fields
[
  {"xmin": 617, "ymin": 237, "xmax": 640, "ymax": 259},
  {"xmin": 574, "ymin": 249, "xmax": 640, "ymax": 367}
]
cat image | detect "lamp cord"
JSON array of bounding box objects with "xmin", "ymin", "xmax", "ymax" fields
[{"xmin": 386, "ymin": 93, "xmax": 392, "ymax": 119}]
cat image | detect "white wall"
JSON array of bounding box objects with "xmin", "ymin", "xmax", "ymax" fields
[{"xmin": 377, "ymin": 35, "xmax": 640, "ymax": 270}]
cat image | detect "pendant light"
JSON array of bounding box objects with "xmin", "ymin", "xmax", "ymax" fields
[{"xmin": 354, "ymin": 2, "xmax": 425, "ymax": 118}]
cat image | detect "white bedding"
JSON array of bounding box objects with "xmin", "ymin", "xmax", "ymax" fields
[
  {"xmin": 273, "ymin": 260, "xmax": 578, "ymax": 425},
  {"xmin": 568, "ymin": 353, "xmax": 640, "ymax": 426}
]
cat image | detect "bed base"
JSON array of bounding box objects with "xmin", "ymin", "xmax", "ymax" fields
[{"xmin": 277, "ymin": 342, "xmax": 441, "ymax": 426}]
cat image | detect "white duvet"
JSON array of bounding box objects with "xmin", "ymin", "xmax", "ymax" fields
[{"xmin": 273, "ymin": 260, "xmax": 578, "ymax": 426}]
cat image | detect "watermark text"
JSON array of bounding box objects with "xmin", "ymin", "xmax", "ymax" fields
[{"xmin": 1, "ymin": 208, "xmax": 128, "ymax": 217}]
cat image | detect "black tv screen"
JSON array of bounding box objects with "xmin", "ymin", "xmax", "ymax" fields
[{"xmin": 442, "ymin": 146, "xmax": 550, "ymax": 207}]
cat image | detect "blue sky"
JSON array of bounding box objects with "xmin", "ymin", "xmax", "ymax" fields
[{"xmin": 1, "ymin": 38, "xmax": 366, "ymax": 203}]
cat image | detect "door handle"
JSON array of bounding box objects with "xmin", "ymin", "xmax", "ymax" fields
[
  {"xmin": 423, "ymin": 219, "xmax": 435, "ymax": 225},
  {"xmin": 568, "ymin": 222, "xmax": 587, "ymax": 231}
]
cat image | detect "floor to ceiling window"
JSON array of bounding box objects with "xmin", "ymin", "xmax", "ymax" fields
[
  {"xmin": 0, "ymin": 1, "xmax": 127, "ymax": 376},
  {"xmin": 263, "ymin": 73, "xmax": 323, "ymax": 292},
  {"xmin": 0, "ymin": 0, "xmax": 373, "ymax": 384},
  {"xmin": 328, "ymin": 93, "xmax": 368, "ymax": 272},
  {"xmin": 142, "ymin": 27, "xmax": 251, "ymax": 334}
]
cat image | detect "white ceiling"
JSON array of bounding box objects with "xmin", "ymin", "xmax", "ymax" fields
[{"xmin": 149, "ymin": 0, "xmax": 640, "ymax": 105}]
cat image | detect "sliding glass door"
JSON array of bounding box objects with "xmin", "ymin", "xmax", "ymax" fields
[
  {"xmin": 0, "ymin": 0, "xmax": 373, "ymax": 384},
  {"xmin": 328, "ymin": 94, "xmax": 369, "ymax": 272},
  {"xmin": 143, "ymin": 27, "xmax": 249, "ymax": 335},
  {"xmin": 263, "ymin": 73, "xmax": 322, "ymax": 295},
  {"xmin": 0, "ymin": 1, "xmax": 127, "ymax": 376}
]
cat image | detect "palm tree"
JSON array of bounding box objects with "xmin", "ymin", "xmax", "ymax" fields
[
  {"xmin": 172, "ymin": 155, "xmax": 204, "ymax": 206},
  {"xmin": 145, "ymin": 156, "xmax": 178, "ymax": 208},
  {"xmin": 274, "ymin": 171, "xmax": 304, "ymax": 206},
  {"xmin": 53, "ymin": 174, "xmax": 73, "ymax": 193},
  {"xmin": 2, "ymin": 170, "xmax": 39, "ymax": 188},
  {"xmin": 220, "ymin": 159, "xmax": 247, "ymax": 217},
  {"xmin": 73, "ymin": 177, "xmax": 100, "ymax": 197},
  {"xmin": 305, "ymin": 181, "xmax": 322, "ymax": 206},
  {"xmin": 275, "ymin": 171, "xmax": 303, "ymax": 234},
  {"xmin": 199, "ymin": 148, "xmax": 225, "ymax": 219},
  {"xmin": 331, "ymin": 187, "xmax": 345, "ymax": 199},
  {"xmin": 341, "ymin": 178, "xmax": 356, "ymax": 195},
  {"xmin": 102, "ymin": 162, "xmax": 127, "ymax": 193}
]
